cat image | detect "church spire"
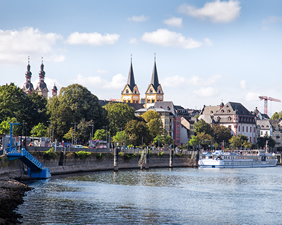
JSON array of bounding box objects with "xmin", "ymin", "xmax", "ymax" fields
[
  {"xmin": 127, "ymin": 55, "xmax": 136, "ymax": 91},
  {"xmin": 151, "ymin": 54, "xmax": 160, "ymax": 90},
  {"xmin": 23, "ymin": 56, "xmax": 34, "ymax": 95},
  {"xmin": 39, "ymin": 56, "xmax": 45, "ymax": 77}
]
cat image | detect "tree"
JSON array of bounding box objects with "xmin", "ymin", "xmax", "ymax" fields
[
  {"xmin": 0, "ymin": 117, "xmax": 20, "ymax": 135},
  {"xmin": 63, "ymin": 127, "xmax": 75, "ymax": 141},
  {"xmin": 164, "ymin": 135, "xmax": 174, "ymax": 145},
  {"xmin": 112, "ymin": 131, "xmax": 128, "ymax": 146},
  {"xmin": 271, "ymin": 112, "xmax": 279, "ymax": 120},
  {"xmin": 229, "ymin": 136, "xmax": 242, "ymax": 149},
  {"xmin": 153, "ymin": 135, "xmax": 165, "ymax": 147},
  {"xmin": 0, "ymin": 83, "xmax": 48, "ymax": 135},
  {"xmin": 104, "ymin": 102, "xmax": 135, "ymax": 135},
  {"xmin": 47, "ymin": 84, "xmax": 107, "ymax": 141},
  {"xmin": 257, "ymin": 135, "xmax": 276, "ymax": 149},
  {"xmin": 31, "ymin": 123, "xmax": 47, "ymax": 137},
  {"xmin": 197, "ymin": 132, "xmax": 214, "ymax": 149},
  {"xmin": 141, "ymin": 110, "xmax": 163, "ymax": 138},
  {"xmin": 194, "ymin": 119, "xmax": 213, "ymax": 136},
  {"xmin": 212, "ymin": 125, "xmax": 232, "ymax": 145},
  {"xmin": 93, "ymin": 129, "xmax": 106, "ymax": 141},
  {"xmin": 124, "ymin": 120, "xmax": 152, "ymax": 146},
  {"xmin": 77, "ymin": 118, "xmax": 94, "ymax": 144},
  {"xmin": 189, "ymin": 136, "xmax": 199, "ymax": 149}
]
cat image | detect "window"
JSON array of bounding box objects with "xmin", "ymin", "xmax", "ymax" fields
[
  {"xmin": 243, "ymin": 126, "xmax": 244, "ymax": 132},
  {"xmin": 250, "ymin": 127, "xmax": 252, "ymax": 132},
  {"xmin": 246, "ymin": 126, "xmax": 248, "ymax": 132},
  {"xmin": 147, "ymin": 99, "xmax": 150, "ymax": 103},
  {"xmin": 228, "ymin": 125, "xmax": 232, "ymax": 130},
  {"xmin": 250, "ymin": 137, "xmax": 251, "ymax": 142},
  {"xmin": 221, "ymin": 110, "xmax": 224, "ymax": 113},
  {"xmin": 227, "ymin": 110, "xmax": 231, "ymax": 113},
  {"xmin": 152, "ymin": 99, "xmax": 155, "ymax": 103},
  {"xmin": 254, "ymin": 137, "xmax": 255, "ymax": 143},
  {"xmin": 177, "ymin": 127, "xmax": 180, "ymax": 131},
  {"xmin": 238, "ymin": 126, "xmax": 240, "ymax": 132},
  {"xmin": 126, "ymin": 89, "xmax": 129, "ymax": 94},
  {"xmin": 228, "ymin": 117, "xmax": 232, "ymax": 121},
  {"xmin": 261, "ymin": 131, "xmax": 263, "ymax": 135}
]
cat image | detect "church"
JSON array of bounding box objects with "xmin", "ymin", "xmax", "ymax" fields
[
  {"xmin": 121, "ymin": 56, "xmax": 164, "ymax": 108},
  {"xmin": 22, "ymin": 57, "xmax": 57, "ymax": 98}
]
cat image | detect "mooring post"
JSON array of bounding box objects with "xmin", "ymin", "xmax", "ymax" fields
[
  {"xmin": 114, "ymin": 147, "xmax": 119, "ymax": 171},
  {"xmin": 145, "ymin": 149, "xmax": 149, "ymax": 170},
  {"xmin": 169, "ymin": 149, "xmax": 173, "ymax": 168}
]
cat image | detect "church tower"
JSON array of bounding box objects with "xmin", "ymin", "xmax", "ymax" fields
[
  {"xmin": 145, "ymin": 56, "xmax": 164, "ymax": 108},
  {"xmin": 23, "ymin": 57, "xmax": 34, "ymax": 95},
  {"xmin": 52, "ymin": 83, "xmax": 58, "ymax": 97},
  {"xmin": 121, "ymin": 57, "xmax": 140, "ymax": 103},
  {"xmin": 35, "ymin": 57, "xmax": 49, "ymax": 98}
]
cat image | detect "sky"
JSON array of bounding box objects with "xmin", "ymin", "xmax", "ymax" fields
[{"xmin": 1, "ymin": 0, "xmax": 282, "ymax": 116}]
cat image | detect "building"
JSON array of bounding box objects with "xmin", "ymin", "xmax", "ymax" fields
[
  {"xmin": 257, "ymin": 120, "xmax": 273, "ymax": 137},
  {"xmin": 199, "ymin": 102, "xmax": 257, "ymax": 143},
  {"xmin": 144, "ymin": 57, "xmax": 164, "ymax": 108},
  {"xmin": 121, "ymin": 58, "xmax": 140, "ymax": 103},
  {"xmin": 22, "ymin": 57, "xmax": 54, "ymax": 98}
]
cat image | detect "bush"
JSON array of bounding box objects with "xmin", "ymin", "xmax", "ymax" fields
[
  {"xmin": 118, "ymin": 152, "xmax": 137, "ymax": 160},
  {"xmin": 175, "ymin": 153, "xmax": 183, "ymax": 157},
  {"xmin": 75, "ymin": 151, "xmax": 91, "ymax": 159},
  {"xmin": 157, "ymin": 151, "xmax": 164, "ymax": 156},
  {"xmin": 43, "ymin": 148, "xmax": 57, "ymax": 160}
]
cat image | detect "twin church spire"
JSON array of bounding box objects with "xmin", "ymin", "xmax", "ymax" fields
[{"xmin": 121, "ymin": 55, "xmax": 164, "ymax": 107}]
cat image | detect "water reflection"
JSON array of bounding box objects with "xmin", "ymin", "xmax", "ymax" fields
[{"xmin": 18, "ymin": 167, "xmax": 282, "ymax": 224}]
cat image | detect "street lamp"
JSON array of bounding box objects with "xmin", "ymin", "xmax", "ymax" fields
[
  {"xmin": 71, "ymin": 122, "xmax": 76, "ymax": 146},
  {"xmin": 89, "ymin": 124, "xmax": 94, "ymax": 140}
]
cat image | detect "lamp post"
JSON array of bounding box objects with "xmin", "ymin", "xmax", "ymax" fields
[
  {"xmin": 71, "ymin": 122, "xmax": 76, "ymax": 146},
  {"xmin": 103, "ymin": 126, "xmax": 108, "ymax": 148},
  {"xmin": 89, "ymin": 124, "xmax": 94, "ymax": 140}
]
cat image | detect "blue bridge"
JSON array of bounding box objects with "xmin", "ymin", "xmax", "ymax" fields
[{"xmin": 6, "ymin": 122, "xmax": 51, "ymax": 179}]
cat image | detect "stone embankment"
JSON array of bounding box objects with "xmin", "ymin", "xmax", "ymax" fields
[{"xmin": 0, "ymin": 149, "xmax": 198, "ymax": 224}]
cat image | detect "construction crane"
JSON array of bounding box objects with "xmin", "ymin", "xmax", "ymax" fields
[{"xmin": 258, "ymin": 96, "xmax": 281, "ymax": 115}]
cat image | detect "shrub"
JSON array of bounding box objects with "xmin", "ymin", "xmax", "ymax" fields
[
  {"xmin": 118, "ymin": 152, "xmax": 137, "ymax": 160},
  {"xmin": 175, "ymin": 153, "xmax": 183, "ymax": 157},
  {"xmin": 157, "ymin": 151, "xmax": 164, "ymax": 156},
  {"xmin": 75, "ymin": 151, "xmax": 91, "ymax": 159},
  {"xmin": 43, "ymin": 148, "xmax": 57, "ymax": 160}
]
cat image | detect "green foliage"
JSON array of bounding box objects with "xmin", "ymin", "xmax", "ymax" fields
[
  {"xmin": 75, "ymin": 151, "xmax": 91, "ymax": 159},
  {"xmin": 229, "ymin": 136, "xmax": 242, "ymax": 149},
  {"xmin": 189, "ymin": 136, "xmax": 199, "ymax": 146},
  {"xmin": 47, "ymin": 84, "xmax": 107, "ymax": 142},
  {"xmin": 93, "ymin": 129, "xmax": 106, "ymax": 141},
  {"xmin": 214, "ymin": 142, "xmax": 219, "ymax": 149},
  {"xmin": 164, "ymin": 135, "xmax": 173, "ymax": 145},
  {"xmin": 31, "ymin": 122, "xmax": 47, "ymax": 137},
  {"xmin": 153, "ymin": 135, "xmax": 165, "ymax": 147},
  {"xmin": 141, "ymin": 111, "xmax": 163, "ymax": 138},
  {"xmin": 175, "ymin": 153, "xmax": 183, "ymax": 157},
  {"xmin": 194, "ymin": 119, "xmax": 213, "ymax": 136},
  {"xmin": 118, "ymin": 152, "xmax": 137, "ymax": 160},
  {"xmin": 127, "ymin": 144, "xmax": 134, "ymax": 149},
  {"xmin": 125, "ymin": 120, "xmax": 152, "ymax": 146},
  {"xmin": 0, "ymin": 117, "xmax": 20, "ymax": 135},
  {"xmin": 271, "ymin": 112, "xmax": 279, "ymax": 120},
  {"xmin": 157, "ymin": 151, "xmax": 164, "ymax": 156},
  {"xmin": 197, "ymin": 132, "xmax": 214, "ymax": 149},
  {"xmin": 0, "ymin": 83, "xmax": 48, "ymax": 135},
  {"xmin": 212, "ymin": 124, "xmax": 232, "ymax": 145},
  {"xmin": 94, "ymin": 153, "xmax": 103, "ymax": 160},
  {"xmin": 43, "ymin": 148, "xmax": 57, "ymax": 160},
  {"xmin": 63, "ymin": 127, "xmax": 75, "ymax": 141},
  {"xmin": 113, "ymin": 131, "xmax": 128, "ymax": 146},
  {"xmin": 257, "ymin": 135, "xmax": 276, "ymax": 148},
  {"xmin": 104, "ymin": 102, "xmax": 135, "ymax": 135}
]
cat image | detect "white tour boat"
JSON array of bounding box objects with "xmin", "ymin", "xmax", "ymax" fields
[{"xmin": 198, "ymin": 150, "xmax": 278, "ymax": 168}]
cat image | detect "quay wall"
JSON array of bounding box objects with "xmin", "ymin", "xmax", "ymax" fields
[{"xmin": 0, "ymin": 150, "xmax": 198, "ymax": 177}]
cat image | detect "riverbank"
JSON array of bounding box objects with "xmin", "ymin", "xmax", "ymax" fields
[{"xmin": 0, "ymin": 175, "xmax": 32, "ymax": 225}]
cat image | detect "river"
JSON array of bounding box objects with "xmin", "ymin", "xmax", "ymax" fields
[{"xmin": 17, "ymin": 167, "xmax": 282, "ymax": 224}]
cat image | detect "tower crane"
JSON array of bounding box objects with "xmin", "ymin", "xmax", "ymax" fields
[{"xmin": 258, "ymin": 96, "xmax": 281, "ymax": 115}]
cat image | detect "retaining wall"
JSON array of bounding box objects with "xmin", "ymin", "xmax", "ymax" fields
[{"xmin": 0, "ymin": 151, "xmax": 198, "ymax": 177}]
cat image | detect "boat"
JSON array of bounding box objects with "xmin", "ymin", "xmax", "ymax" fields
[{"xmin": 198, "ymin": 150, "xmax": 278, "ymax": 168}]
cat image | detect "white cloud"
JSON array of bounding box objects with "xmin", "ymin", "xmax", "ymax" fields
[
  {"xmin": 262, "ymin": 16, "xmax": 282, "ymax": 30},
  {"xmin": 128, "ymin": 15, "xmax": 149, "ymax": 22},
  {"xmin": 240, "ymin": 80, "xmax": 246, "ymax": 89},
  {"xmin": 142, "ymin": 29, "xmax": 202, "ymax": 49},
  {"xmin": 129, "ymin": 38, "xmax": 138, "ymax": 44},
  {"xmin": 0, "ymin": 27, "xmax": 64, "ymax": 64},
  {"xmin": 188, "ymin": 74, "xmax": 221, "ymax": 86},
  {"xmin": 162, "ymin": 74, "xmax": 221, "ymax": 87},
  {"xmin": 163, "ymin": 17, "xmax": 182, "ymax": 27},
  {"xmin": 204, "ymin": 38, "xmax": 213, "ymax": 46},
  {"xmin": 66, "ymin": 32, "xmax": 120, "ymax": 46},
  {"xmin": 245, "ymin": 92, "xmax": 260, "ymax": 102},
  {"xmin": 162, "ymin": 75, "xmax": 186, "ymax": 87},
  {"xmin": 178, "ymin": 0, "xmax": 241, "ymax": 23},
  {"xmin": 71, "ymin": 73, "xmax": 126, "ymax": 89},
  {"xmin": 193, "ymin": 87, "xmax": 219, "ymax": 97},
  {"xmin": 97, "ymin": 69, "xmax": 108, "ymax": 74}
]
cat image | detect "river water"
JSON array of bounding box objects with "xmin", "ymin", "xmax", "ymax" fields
[{"xmin": 17, "ymin": 167, "xmax": 282, "ymax": 224}]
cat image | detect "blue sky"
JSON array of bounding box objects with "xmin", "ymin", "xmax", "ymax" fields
[{"xmin": 1, "ymin": 0, "xmax": 282, "ymax": 116}]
